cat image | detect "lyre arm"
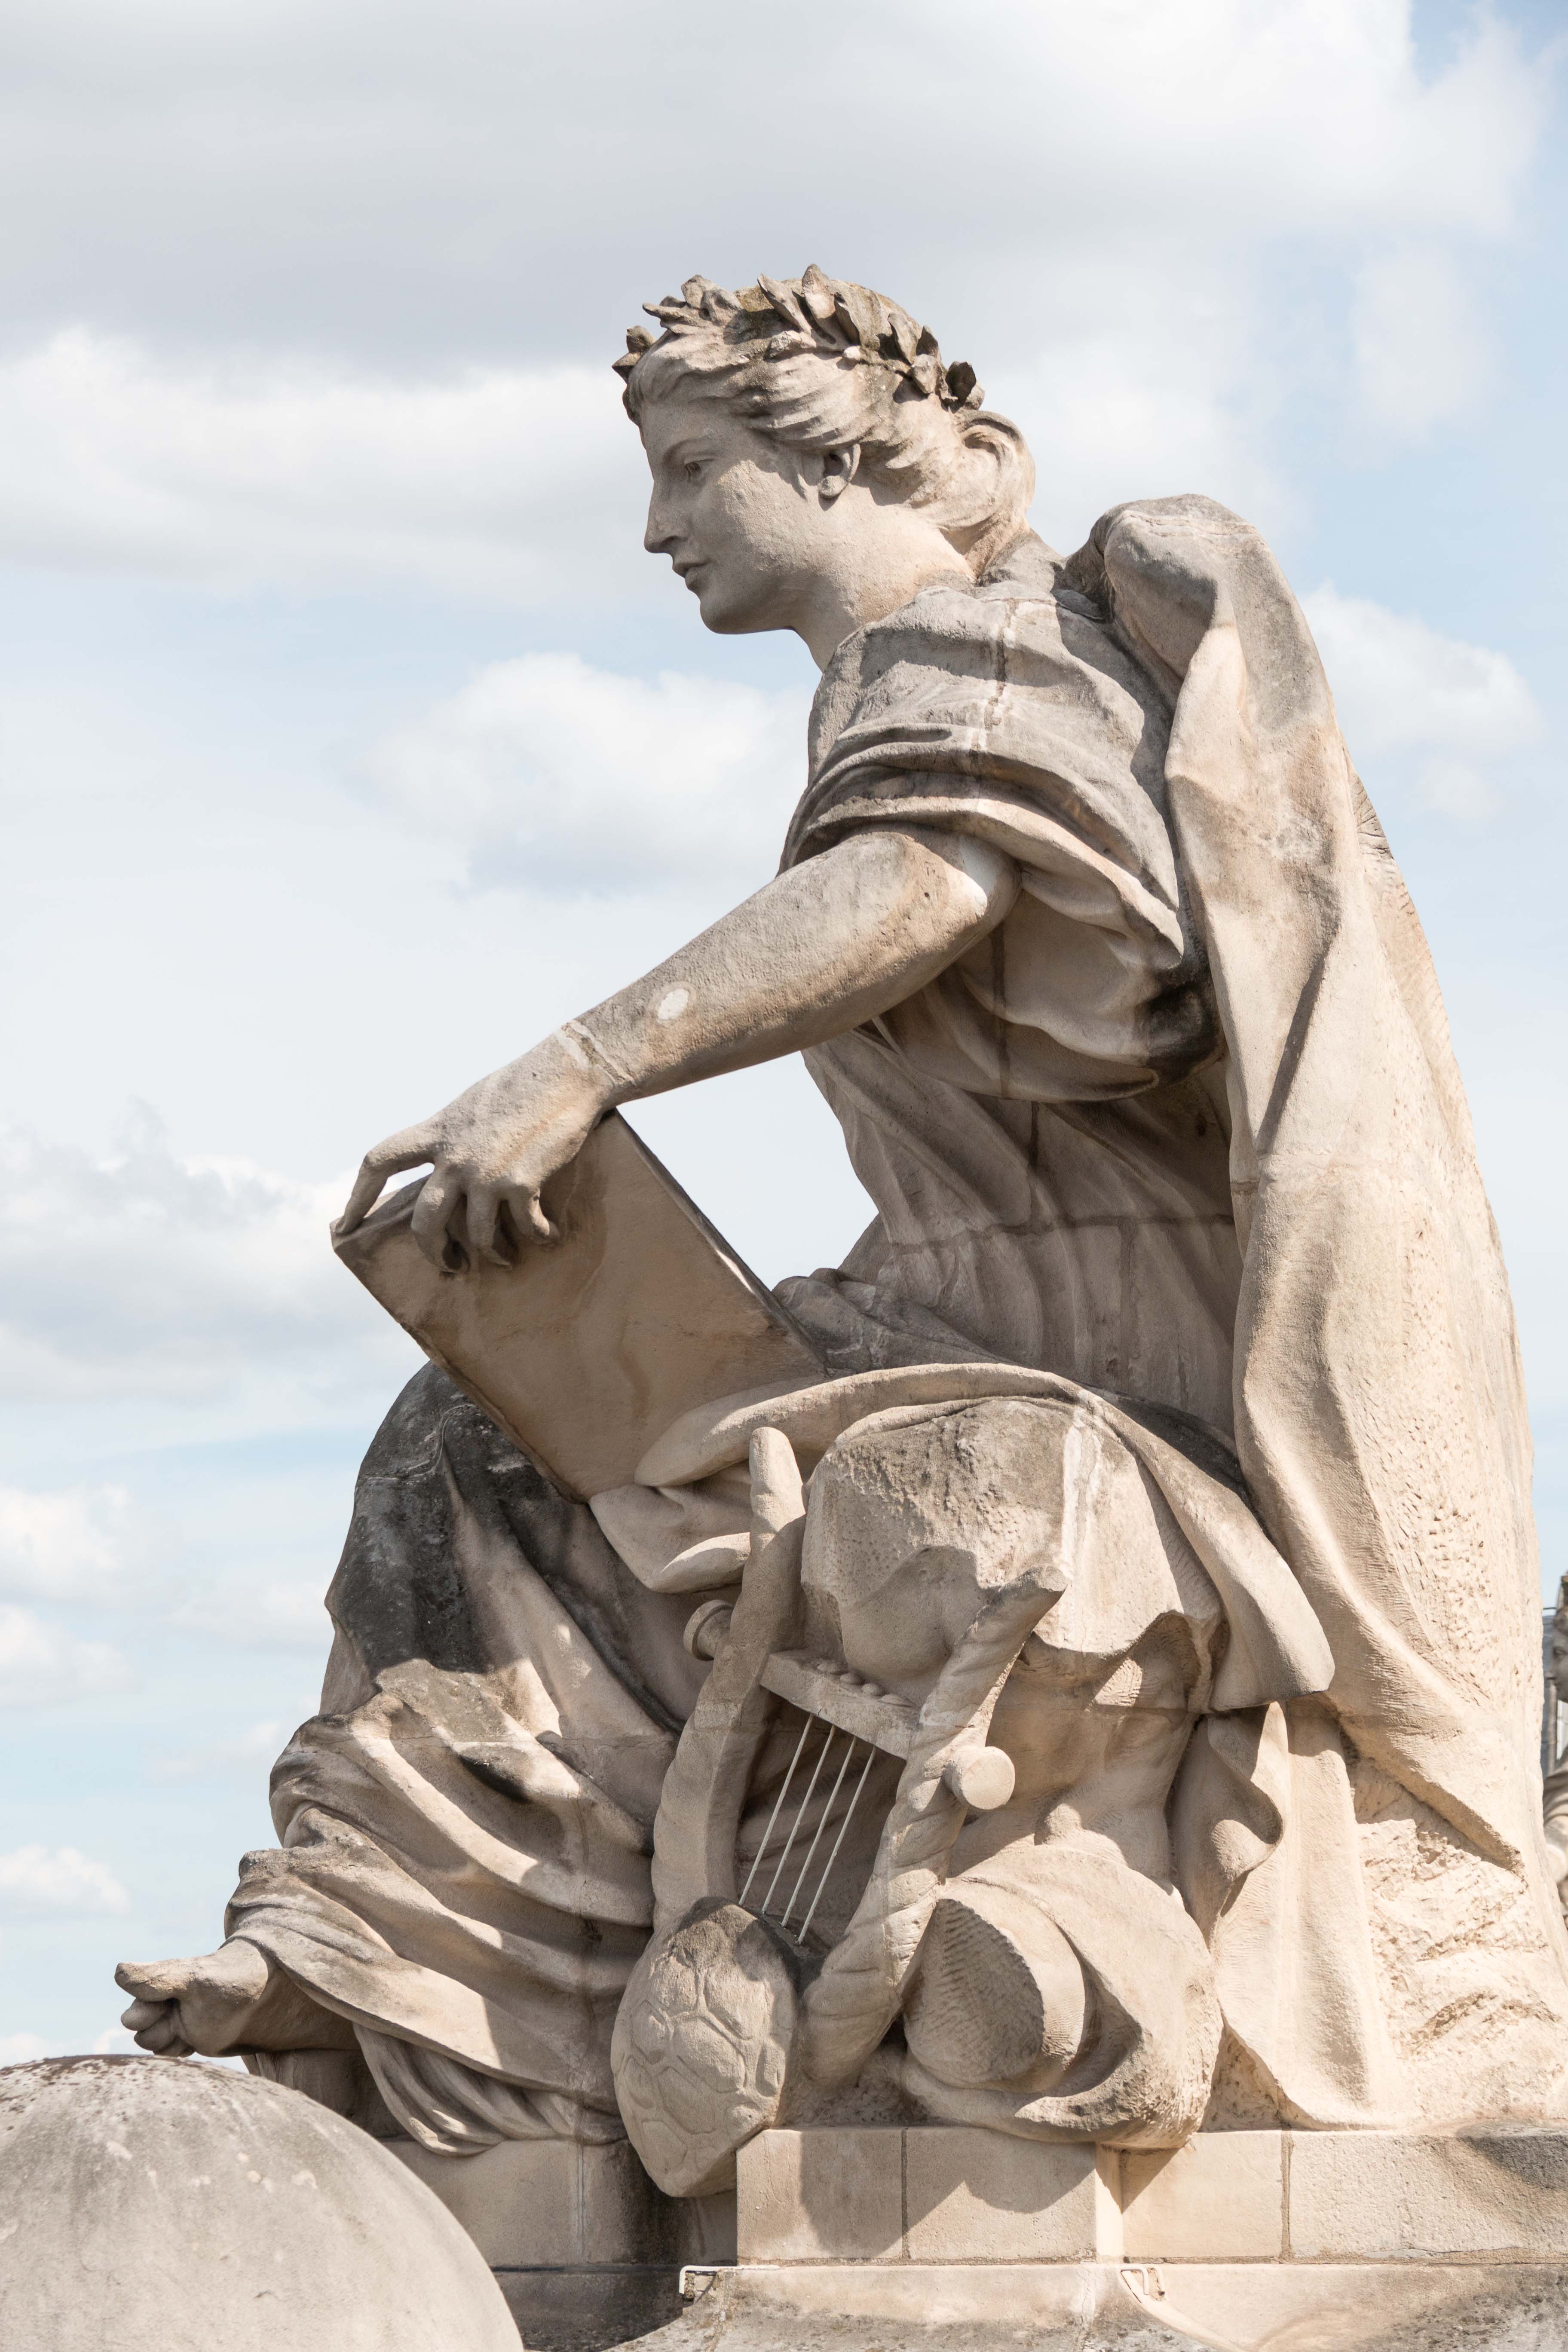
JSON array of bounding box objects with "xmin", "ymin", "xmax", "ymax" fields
[{"xmin": 647, "ymin": 1428, "xmax": 806, "ymax": 1936}]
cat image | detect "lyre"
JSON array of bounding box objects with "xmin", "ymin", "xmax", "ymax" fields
[{"xmin": 612, "ymin": 1424, "xmax": 1043, "ymax": 2197}]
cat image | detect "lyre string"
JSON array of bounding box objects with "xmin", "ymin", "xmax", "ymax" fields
[
  {"xmin": 782, "ymin": 1733, "xmax": 859, "ymax": 1929},
  {"xmin": 738, "ymin": 1714, "xmax": 813, "ymax": 1908},
  {"xmin": 796, "ymin": 1740, "xmax": 877, "ymax": 1942},
  {"xmin": 760, "ymin": 1722, "xmax": 837, "ymax": 1917},
  {"xmin": 742, "ymin": 1705, "xmax": 887, "ymax": 1944}
]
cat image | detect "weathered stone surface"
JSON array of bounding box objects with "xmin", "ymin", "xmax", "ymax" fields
[
  {"xmin": 388, "ymin": 2132, "xmax": 738, "ymax": 2352},
  {"xmin": 1118, "ymin": 2130, "xmax": 1284, "ymax": 2260},
  {"xmin": 622, "ymin": 2257, "xmax": 1568, "ymax": 2352},
  {"xmin": 496, "ymin": 2264, "xmax": 683, "ymax": 2352},
  {"xmin": 0, "ymin": 2055, "xmax": 518, "ymax": 2352},
  {"xmin": 736, "ymin": 2126, "xmax": 902, "ymax": 2262},
  {"xmin": 334, "ymin": 1112, "xmax": 822, "ymax": 1502},
  {"xmin": 732, "ymin": 2122, "xmax": 1568, "ymax": 2278},
  {"xmin": 387, "ymin": 2132, "xmax": 680, "ymax": 2266},
  {"xmin": 904, "ymin": 2129, "xmax": 1105, "ymax": 2263},
  {"xmin": 1288, "ymin": 2128, "xmax": 1568, "ymax": 2260}
]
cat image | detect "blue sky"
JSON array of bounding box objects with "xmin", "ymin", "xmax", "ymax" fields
[{"xmin": 0, "ymin": 0, "xmax": 1563, "ymax": 2058}]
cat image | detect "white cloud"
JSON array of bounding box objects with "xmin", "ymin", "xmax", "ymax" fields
[
  {"xmin": 0, "ymin": 1845, "xmax": 130, "ymax": 1914},
  {"xmin": 152, "ymin": 1716, "xmax": 299, "ymax": 1781},
  {"xmin": 0, "ymin": 1108, "xmax": 412, "ymax": 1414},
  {"xmin": 0, "ymin": 332, "xmax": 640, "ymax": 602},
  {"xmin": 0, "ymin": 3, "xmax": 1537, "ymax": 359},
  {"xmin": 168, "ymin": 1578, "xmax": 332, "ymax": 1653},
  {"xmin": 992, "ymin": 311, "xmax": 1281, "ymax": 539},
  {"xmin": 0, "ymin": 1482, "xmax": 180, "ymax": 1608},
  {"xmin": 0, "ymin": 1481, "xmax": 338, "ymax": 1661},
  {"xmin": 357, "ymin": 653, "xmax": 803, "ymax": 894},
  {"xmin": 1351, "ymin": 244, "xmax": 1492, "ymax": 433},
  {"xmin": 1303, "ymin": 587, "xmax": 1543, "ymax": 818},
  {"xmin": 0, "ymin": 6, "xmax": 1539, "ymax": 589},
  {"xmin": 0, "ymin": 2033, "xmax": 47, "ymax": 2064},
  {"xmin": 0, "ymin": 1610, "xmax": 137, "ymax": 1708}
]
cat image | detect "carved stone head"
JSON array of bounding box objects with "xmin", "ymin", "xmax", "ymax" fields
[{"xmin": 614, "ymin": 268, "xmax": 1035, "ymax": 639}]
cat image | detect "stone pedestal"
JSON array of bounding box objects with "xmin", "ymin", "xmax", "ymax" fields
[
  {"xmin": 390, "ymin": 2122, "xmax": 1568, "ymax": 2349},
  {"xmin": 691, "ymin": 2125, "xmax": 1568, "ymax": 2349}
]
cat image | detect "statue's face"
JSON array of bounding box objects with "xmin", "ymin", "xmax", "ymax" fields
[{"xmin": 639, "ymin": 392, "xmax": 838, "ymax": 637}]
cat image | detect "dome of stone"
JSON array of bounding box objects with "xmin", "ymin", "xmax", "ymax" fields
[{"xmin": 0, "ymin": 2055, "xmax": 521, "ymax": 2352}]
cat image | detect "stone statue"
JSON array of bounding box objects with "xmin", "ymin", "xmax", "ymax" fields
[{"xmin": 116, "ymin": 269, "xmax": 1568, "ymax": 2183}]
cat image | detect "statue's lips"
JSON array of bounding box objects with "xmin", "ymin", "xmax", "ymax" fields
[{"xmin": 674, "ymin": 561, "xmax": 707, "ymax": 593}]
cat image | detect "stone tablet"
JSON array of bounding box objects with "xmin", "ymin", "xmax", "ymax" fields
[{"xmin": 333, "ymin": 1109, "xmax": 821, "ymax": 1499}]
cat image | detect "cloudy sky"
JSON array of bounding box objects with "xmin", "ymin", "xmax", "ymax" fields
[{"xmin": 1, "ymin": 0, "xmax": 1563, "ymax": 2059}]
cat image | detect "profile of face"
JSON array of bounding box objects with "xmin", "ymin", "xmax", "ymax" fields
[{"xmin": 639, "ymin": 391, "xmax": 868, "ymax": 638}]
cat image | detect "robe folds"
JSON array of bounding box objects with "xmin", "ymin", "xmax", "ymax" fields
[{"xmin": 233, "ymin": 499, "xmax": 1568, "ymax": 2151}]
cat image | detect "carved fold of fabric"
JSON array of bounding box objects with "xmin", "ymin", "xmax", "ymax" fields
[
  {"xmin": 223, "ymin": 1368, "xmax": 709, "ymax": 2145},
  {"xmin": 633, "ymin": 1360, "xmax": 1332, "ymax": 1719},
  {"xmin": 1086, "ymin": 499, "xmax": 1551, "ymax": 1886},
  {"xmin": 356, "ymin": 2028, "xmax": 625, "ymax": 2157},
  {"xmin": 1170, "ymin": 1701, "xmax": 1407, "ymax": 2127},
  {"xmin": 794, "ymin": 1037, "xmax": 1242, "ymax": 1432}
]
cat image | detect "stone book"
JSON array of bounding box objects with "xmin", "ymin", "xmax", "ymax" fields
[{"xmin": 331, "ymin": 1109, "xmax": 822, "ymax": 1500}]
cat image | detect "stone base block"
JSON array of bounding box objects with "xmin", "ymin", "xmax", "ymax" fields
[
  {"xmin": 737, "ymin": 2123, "xmax": 1568, "ymax": 2265},
  {"xmin": 383, "ymin": 2135, "xmax": 734, "ymax": 2350}
]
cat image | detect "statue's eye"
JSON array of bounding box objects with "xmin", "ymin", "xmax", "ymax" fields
[{"xmin": 683, "ymin": 459, "xmax": 703, "ymax": 482}]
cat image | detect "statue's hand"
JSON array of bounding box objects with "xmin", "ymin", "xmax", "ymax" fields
[{"xmin": 333, "ymin": 1032, "xmax": 608, "ymax": 1271}]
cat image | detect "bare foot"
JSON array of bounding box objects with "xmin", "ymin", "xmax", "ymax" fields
[{"xmin": 115, "ymin": 1939, "xmax": 274, "ymax": 2058}]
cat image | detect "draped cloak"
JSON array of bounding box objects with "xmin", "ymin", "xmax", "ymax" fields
[{"xmin": 231, "ymin": 498, "xmax": 1568, "ymax": 2147}]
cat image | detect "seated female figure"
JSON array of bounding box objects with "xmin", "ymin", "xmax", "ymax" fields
[{"xmin": 117, "ymin": 270, "xmax": 1568, "ymax": 2158}]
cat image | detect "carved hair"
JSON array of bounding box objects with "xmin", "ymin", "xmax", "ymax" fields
[{"xmin": 614, "ymin": 266, "xmax": 1035, "ymax": 573}]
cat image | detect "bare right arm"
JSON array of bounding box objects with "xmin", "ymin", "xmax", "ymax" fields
[{"xmin": 337, "ymin": 825, "xmax": 1019, "ymax": 1268}]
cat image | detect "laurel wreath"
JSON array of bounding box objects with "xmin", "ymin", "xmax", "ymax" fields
[{"xmin": 612, "ymin": 263, "xmax": 984, "ymax": 414}]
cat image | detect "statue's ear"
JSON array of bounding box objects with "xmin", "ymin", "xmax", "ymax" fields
[{"xmin": 818, "ymin": 442, "xmax": 862, "ymax": 504}]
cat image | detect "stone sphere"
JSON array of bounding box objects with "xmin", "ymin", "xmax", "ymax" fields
[{"xmin": 0, "ymin": 2055, "xmax": 520, "ymax": 2352}]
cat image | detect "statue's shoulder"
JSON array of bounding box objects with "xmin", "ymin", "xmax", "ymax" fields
[
  {"xmin": 1064, "ymin": 493, "xmax": 1271, "ymax": 603},
  {"xmin": 806, "ymin": 526, "xmax": 1170, "ymax": 787},
  {"xmin": 1086, "ymin": 492, "xmax": 1260, "ymax": 549},
  {"xmin": 850, "ymin": 532, "xmax": 1084, "ymax": 670}
]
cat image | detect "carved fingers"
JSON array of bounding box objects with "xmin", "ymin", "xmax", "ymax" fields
[
  {"xmin": 336, "ymin": 1120, "xmax": 551, "ymax": 1274},
  {"xmin": 463, "ymin": 1180, "xmax": 554, "ymax": 1266},
  {"xmin": 333, "ymin": 1122, "xmax": 441, "ymax": 1239},
  {"xmin": 337, "ymin": 1037, "xmax": 603, "ymax": 1273}
]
